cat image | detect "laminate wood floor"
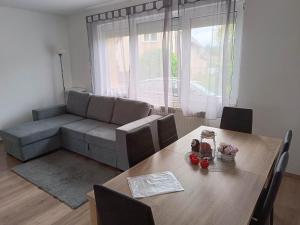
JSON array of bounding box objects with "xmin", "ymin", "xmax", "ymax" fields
[
  {"xmin": 0, "ymin": 142, "xmax": 90, "ymax": 225},
  {"xmin": 275, "ymin": 174, "xmax": 300, "ymax": 225},
  {"xmin": 0, "ymin": 142, "xmax": 299, "ymax": 225}
]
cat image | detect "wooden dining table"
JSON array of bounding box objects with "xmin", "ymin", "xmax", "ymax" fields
[{"xmin": 87, "ymin": 126, "xmax": 282, "ymax": 225}]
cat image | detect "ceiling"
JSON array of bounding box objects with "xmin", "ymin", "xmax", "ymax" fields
[{"xmin": 0, "ymin": 0, "xmax": 123, "ymax": 15}]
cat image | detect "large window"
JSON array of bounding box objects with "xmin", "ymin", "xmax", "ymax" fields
[
  {"xmin": 88, "ymin": 0, "xmax": 243, "ymax": 118},
  {"xmin": 143, "ymin": 33, "xmax": 158, "ymax": 42}
]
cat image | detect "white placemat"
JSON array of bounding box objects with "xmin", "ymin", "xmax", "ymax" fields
[{"xmin": 127, "ymin": 171, "xmax": 184, "ymax": 198}]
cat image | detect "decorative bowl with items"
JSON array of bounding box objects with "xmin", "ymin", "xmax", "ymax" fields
[
  {"xmin": 188, "ymin": 129, "xmax": 239, "ymax": 169},
  {"xmin": 217, "ymin": 143, "xmax": 239, "ymax": 161}
]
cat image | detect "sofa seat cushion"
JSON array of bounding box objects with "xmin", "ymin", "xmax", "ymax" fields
[
  {"xmin": 85, "ymin": 123, "xmax": 119, "ymax": 150},
  {"xmin": 0, "ymin": 114, "xmax": 83, "ymax": 146},
  {"xmin": 61, "ymin": 119, "xmax": 104, "ymax": 141},
  {"xmin": 87, "ymin": 96, "xmax": 116, "ymax": 123},
  {"xmin": 66, "ymin": 91, "xmax": 90, "ymax": 117},
  {"xmin": 111, "ymin": 98, "xmax": 151, "ymax": 125}
]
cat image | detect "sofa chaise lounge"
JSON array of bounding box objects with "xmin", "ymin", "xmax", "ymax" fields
[{"xmin": 0, "ymin": 91, "xmax": 161, "ymax": 170}]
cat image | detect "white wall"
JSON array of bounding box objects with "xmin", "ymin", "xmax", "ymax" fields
[
  {"xmin": 68, "ymin": 13, "xmax": 91, "ymax": 90},
  {"xmin": 0, "ymin": 7, "xmax": 72, "ymax": 129},
  {"xmin": 238, "ymin": 0, "xmax": 300, "ymax": 174},
  {"xmin": 67, "ymin": 0, "xmax": 300, "ymax": 174}
]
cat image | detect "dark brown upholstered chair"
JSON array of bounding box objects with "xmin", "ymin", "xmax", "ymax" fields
[
  {"xmin": 275, "ymin": 130, "xmax": 293, "ymax": 167},
  {"xmin": 220, "ymin": 107, "xmax": 253, "ymax": 133},
  {"xmin": 157, "ymin": 114, "xmax": 178, "ymax": 149},
  {"xmin": 126, "ymin": 125, "xmax": 155, "ymax": 168},
  {"xmin": 282, "ymin": 130, "xmax": 292, "ymax": 153},
  {"xmin": 94, "ymin": 185, "xmax": 155, "ymax": 225},
  {"xmin": 251, "ymin": 152, "xmax": 289, "ymax": 225},
  {"xmin": 271, "ymin": 129, "xmax": 293, "ymax": 180}
]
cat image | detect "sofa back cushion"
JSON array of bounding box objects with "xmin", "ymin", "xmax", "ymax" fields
[
  {"xmin": 87, "ymin": 96, "xmax": 116, "ymax": 122},
  {"xmin": 111, "ymin": 98, "xmax": 151, "ymax": 125},
  {"xmin": 66, "ymin": 91, "xmax": 90, "ymax": 117}
]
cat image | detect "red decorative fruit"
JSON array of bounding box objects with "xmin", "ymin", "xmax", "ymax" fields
[
  {"xmin": 200, "ymin": 159, "xmax": 209, "ymax": 169},
  {"xmin": 189, "ymin": 153, "xmax": 199, "ymax": 165}
]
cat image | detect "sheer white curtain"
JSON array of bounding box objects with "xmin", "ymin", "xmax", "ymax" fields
[
  {"xmin": 179, "ymin": 0, "xmax": 240, "ymax": 119},
  {"xmin": 87, "ymin": 0, "xmax": 242, "ymax": 119},
  {"xmin": 87, "ymin": 4, "xmax": 172, "ymax": 111},
  {"xmin": 130, "ymin": 11, "xmax": 168, "ymax": 109},
  {"xmin": 88, "ymin": 18, "xmax": 130, "ymax": 97}
]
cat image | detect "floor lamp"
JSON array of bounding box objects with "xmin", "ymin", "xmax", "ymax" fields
[{"xmin": 57, "ymin": 48, "xmax": 67, "ymax": 103}]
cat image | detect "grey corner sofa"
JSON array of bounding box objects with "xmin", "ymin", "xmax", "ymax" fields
[{"xmin": 0, "ymin": 91, "xmax": 161, "ymax": 171}]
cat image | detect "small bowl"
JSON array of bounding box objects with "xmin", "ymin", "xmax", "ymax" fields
[{"xmin": 221, "ymin": 153, "xmax": 235, "ymax": 161}]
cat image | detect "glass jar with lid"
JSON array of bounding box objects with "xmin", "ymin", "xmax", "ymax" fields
[{"xmin": 199, "ymin": 130, "xmax": 216, "ymax": 160}]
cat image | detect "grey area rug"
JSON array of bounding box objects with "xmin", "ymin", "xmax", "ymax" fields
[{"xmin": 12, "ymin": 150, "xmax": 120, "ymax": 209}]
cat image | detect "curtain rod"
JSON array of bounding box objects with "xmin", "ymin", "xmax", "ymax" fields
[{"xmin": 86, "ymin": 0, "xmax": 204, "ymax": 23}]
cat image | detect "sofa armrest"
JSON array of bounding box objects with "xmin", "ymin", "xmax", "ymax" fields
[
  {"xmin": 115, "ymin": 115, "xmax": 162, "ymax": 171},
  {"xmin": 32, "ymin": 105, "xmax": 66, "ymax": 121}
]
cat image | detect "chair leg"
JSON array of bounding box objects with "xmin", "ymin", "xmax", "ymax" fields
[{"xmin": 270, "ymin": 207, "xmax": 274, "ymax": 225}]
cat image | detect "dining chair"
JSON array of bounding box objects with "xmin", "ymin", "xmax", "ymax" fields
[
  {"xmin": 269, "ymin": 129, "xmax": 293, "ymax": 182},
  {"xmin": 282, "ymin": 129, "xmax": 292, "ymax": 153},
  {"xmin": 94, "ymin": 185, "xmax": 155, "ymax": 225},
  {"xmin": 220, "ymin": 107, "xmax": 253, "ymax": 133},
  {"xmin": 126, "ymin": 124, "xmax": 156, "ymax": 167},
  {"xmin": 251, "ymin": 152, "xmax": 289, "ymax": 225},
  {"xmin": 274, "ymin": 129, "xmax": 292, "ymax": 168},
  {"xmin": 157, "ymin": 114, "xmax": 178, "ymax": 149}
]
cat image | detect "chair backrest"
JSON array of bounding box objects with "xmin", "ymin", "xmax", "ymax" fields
[
  {"xmin": 157, "ymin": 114, "xmax": 178, "ymax": 149},
  {"xmin": 126, "ymin": 125, "xmax": 155, "ymax": 167},
  {"xmin": 94, "ymin": 185, "xmax": 155, "ymax": 225},
  {"xmin": 259, "ymin": 152, "xmax": 289, "ymax": 224},
  {"xmin": 220, "ymin": 107, "xmax": 253, "ymax": 133},
  {"xmin": 282, "ymin": 129, "xmax": 292, "ymax": 153},
  {"xmin": 271, "ymin": 129, "xmax": 293, "ymax": 178}
]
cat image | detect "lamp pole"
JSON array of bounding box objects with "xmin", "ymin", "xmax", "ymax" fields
[{"xmin": 58, "ymin": 52, "xmax": 66, "ymax": 103}]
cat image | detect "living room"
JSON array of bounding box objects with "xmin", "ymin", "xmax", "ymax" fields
[{"xmin": 0, "ymin": 0, "xmax": 299, "ymax": 225}]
